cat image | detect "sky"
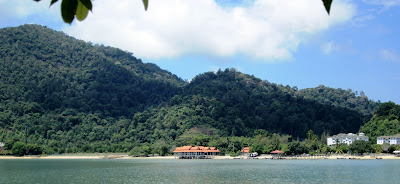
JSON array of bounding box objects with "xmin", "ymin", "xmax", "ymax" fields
[{"xmin": 0, "ymin": 0, "xmax": 399, "ymax": 104}]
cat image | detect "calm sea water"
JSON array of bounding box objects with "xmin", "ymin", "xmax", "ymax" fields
[{"xmin": 0, "ymin": 159, "xmax": 399, "ymax": 184}]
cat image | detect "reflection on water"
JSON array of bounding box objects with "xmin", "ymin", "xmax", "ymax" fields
[{"xmin": 0, "ymin": 159, "xmax": 399, "ymax": 184}]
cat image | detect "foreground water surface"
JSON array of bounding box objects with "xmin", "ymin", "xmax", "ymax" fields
[{"xmin": 0, "ymin": 159, "xmax": 399, "ymax": 184}]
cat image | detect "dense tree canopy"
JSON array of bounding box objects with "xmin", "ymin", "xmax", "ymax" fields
[
  {"xmin": 349, "ymin": 140, "xmax": 371, "ymax": 154},
  {"xmin": 0, "ymin": 25, "xmax": 183, "ymax": 154},
  {"xmin": 296, "ymin": 85, "xmax": 379, "ymax": 116},
  {"xmin": 0, "ymin": 25, "xmax": 380, "ymax": 156},
  {"xmin": 360, "ymin": 102, "xmax": 400, "ymax": 140}
]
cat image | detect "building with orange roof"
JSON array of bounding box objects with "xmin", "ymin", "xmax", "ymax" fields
[
  {"xmin": 241, "ymin": 147, "xmax": 250, "ymax": 154},
  {"xmin": 173, "ymin": 146, "xmax": 219, "ymax": 159}
]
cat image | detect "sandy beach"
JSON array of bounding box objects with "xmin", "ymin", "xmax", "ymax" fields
[
  {"xmin": 0, "ymin": 154, "xmax": 176, "ymax": 160},
  {"xmin": 0, "ymin": 155, "xmax": 104, "ymax": 159},
  {"xmin": 1, "ymin": 154, "xmax": 399, "ymax": 160}
]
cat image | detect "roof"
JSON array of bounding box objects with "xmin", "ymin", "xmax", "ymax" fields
[
  {"xmin": 241, "ymin": 147, "xmax": 250, "ymax": 153},
  {"xmin": 328, "ymin": 133, "xmax": 369, "ymax": 139},
  {"xmin": 377, "ymin": 134, "xmax": 400, "ymax": 139},
  {"xmin": 270, "ymin": 150, "xmax": 284, "ymax": 154},
  {"xmin": 173, "ymin": 146, "xmax": 219, "ymax": 153}
]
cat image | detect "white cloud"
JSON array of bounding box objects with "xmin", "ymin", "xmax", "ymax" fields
[
  {"xmin": 352, "ymin": 1, "xmax": 400, "ymax": 26},
  {"xmin": 362, "ymin": 0, "xmax": 400, "ymax": 10},
  {"xmin": 380, "ymin": 49, "xmax": 400, "ymax": 63},
  {"xmin": 62, "ymin": 0, "xmax": 355, "ymax": 60},
  {"xmin": 320, "ymin": 41, "xmax": 341, "ymax": 55},
  {"xmin": 0, "ymin": 0, "xmax": 60, "ymax": 21},
  {"xmin": 0, "ymin": 0, "xmax": 354, "ymax": 60}
]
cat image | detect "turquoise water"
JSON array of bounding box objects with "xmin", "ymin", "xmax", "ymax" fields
[{"xmin": 0, "ymin": 159, "xmax": 399, "ymax": 184}]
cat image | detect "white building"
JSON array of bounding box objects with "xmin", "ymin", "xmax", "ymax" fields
[
  {"xmin": 377, "ymin": 134, "xmax": 400, "ymax": 145},
  {"xmin": 327, "ymin": 133, "xmax": 369, "ymax": 146},
  {"xmin": 0, "ymin": 142, "xmax": 4, "ymax": 148}
]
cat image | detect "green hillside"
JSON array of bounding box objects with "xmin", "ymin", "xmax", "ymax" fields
[
  {"xmin": 0, "ymin": 24, "xmax": 184, "ymax": 117},
  {"xmin": 360, "ymin": 102, "xmax": 400, "ymax": 140},
  {"xmin": 0, "ymin": 25, "xmax": 381, "ymax": 155},
  {"xmin": 0, "ymin": 25, "xmax": 184, "ymax": 154},
  {"xmin": 135, "ymin": 69, "xmax": 368, "ymax": 140}
]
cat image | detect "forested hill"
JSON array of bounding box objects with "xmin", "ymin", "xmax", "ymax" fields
[
  {"xmin": 133, "ymin": 69, "xmax": 369, "ymax": 140},
  {"xmin": 360, "ymin": 102, "xmax": 400, "ymax": 140},
  {"xmin": 0, "ymin": 25, "xmax": 382, "ymax": 154},
  {"xmin": 0, "ymin": 24, "xmax": 185, "ymax": 117},
  {"xmin": 296, "ymin": 85, "xmax": 379, "ymax": 116}
]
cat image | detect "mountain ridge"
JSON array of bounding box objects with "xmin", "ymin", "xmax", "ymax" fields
[{"xmin": 0, "ymin": 24, "xmax": 382, "ymax": 154}]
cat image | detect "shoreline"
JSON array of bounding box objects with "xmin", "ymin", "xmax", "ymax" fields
[{"xmin": 1, "ymin": 154, "xmax": 399, "ymax": 160}]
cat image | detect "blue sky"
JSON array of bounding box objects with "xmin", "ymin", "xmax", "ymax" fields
[{"xmin": 0, "ymin": 0, "xmax": 399, "ymax": 104}]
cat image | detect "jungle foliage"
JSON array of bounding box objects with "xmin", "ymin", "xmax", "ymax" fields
[
  {"xmin": 360, "ymin": 102, "xmax": 400, "ymax": 140},
  {"xmin": 0, "ymin": 25, "xmax": 383, "ymax": 156},
  {"xmin": 296, "ymin": 85, "xmax": 379, "ymax": 116}
]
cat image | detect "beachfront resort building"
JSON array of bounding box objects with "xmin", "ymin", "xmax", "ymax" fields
[
  {"xmin": 377, "ymin": 134, "xmax": 400, "ymax": 145},
  {"xmin": 327, "ymin": 133, "xmax": 369, "ymax": 146},
  {"xmin": 173, "ymin": 146, "xmax": 219, "ymax": 159}
]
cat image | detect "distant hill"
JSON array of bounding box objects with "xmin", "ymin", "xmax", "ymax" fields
[
  {"xmin": 0, "ymin": 25, "xmax": 381, "ymax": 154},
  {"xmin": 132, "ymin": 69, "xmax": 369, "ymax": 140},
  {"xmin": 296, "ymin": 85, "xmax": 379, "ymax": 116}
]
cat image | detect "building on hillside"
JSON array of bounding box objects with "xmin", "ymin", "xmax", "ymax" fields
[
  {"xmin": 377, "ymin": 134, "xmax": 400, "ymax": 145},
  {"xmin": 327, "ymin": 133, "xmax": 369, "ymax": 146},
  {"xmin": 173, "ymin": 146, "xmax": 219, "ymax": 159}
]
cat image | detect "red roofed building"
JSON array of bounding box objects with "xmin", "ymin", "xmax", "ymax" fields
[
  {"xmin": 173, "ymin": 146, "xmax": 219, "ymax": 159},
  {"xmin": 241, "ymin": 147, "xmax": 250, "ymax": 154}
]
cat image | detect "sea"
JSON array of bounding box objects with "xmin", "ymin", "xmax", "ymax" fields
[{"xmin": 0, "ymin": 159, "xmax": 398, "ymax": 184}]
